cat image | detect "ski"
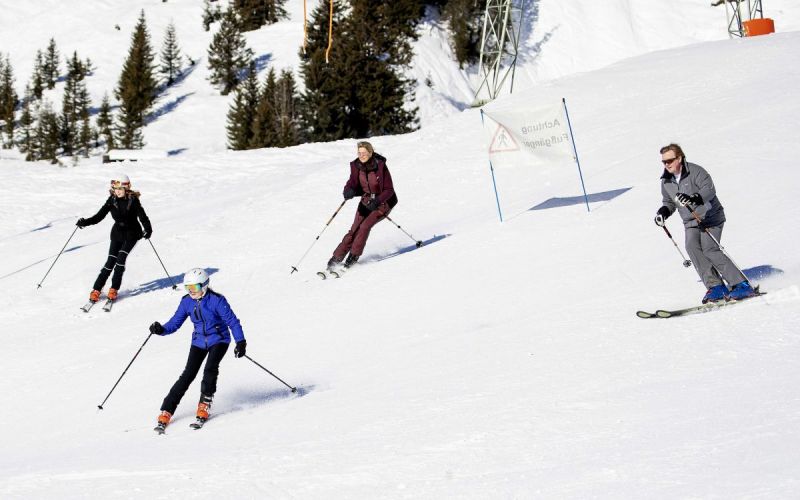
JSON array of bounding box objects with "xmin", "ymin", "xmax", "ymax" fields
[
  {"xmin": 189, "ymin": 417, "xmax": 207, "ymax": 430},
  {"xmin": 80, "ymin": 300, "xmax": 97, "ymax": 313},
  {"xmin": 638, "ymin": 288, "xmax": 765, "ymax": 319},
  {"xmin": 102, "ymin": 299, "xmax": 114, "ymax": 312},
  {"xmin": 317, "ymin": 270, "xmax": 340, "ymax": 279},
  {"xmin": 154, "ymin": 423, "xmax": 167, "ymax": 435}
]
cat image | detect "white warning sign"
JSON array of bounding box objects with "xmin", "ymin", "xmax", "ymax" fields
[{"xmin": 489, "ymin": 124, "xmax": 519, "ymax": 153}]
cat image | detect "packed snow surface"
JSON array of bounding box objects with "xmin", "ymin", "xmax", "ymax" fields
[{"xmin": 1, "ymin": 1, "xmax": 800, "ymax": 498}]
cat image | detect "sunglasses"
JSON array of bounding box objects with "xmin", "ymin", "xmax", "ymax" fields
[
  {"xmin": 661, "ymin": 157, "xmax": 680, "ymax": 166},
  {"xmin": 110, "ymin": 182, "xmax": 130, "ymax": 189},
  {"xmin": 185, "ymin": 283, "xmax": 205, "ymax": 293}
]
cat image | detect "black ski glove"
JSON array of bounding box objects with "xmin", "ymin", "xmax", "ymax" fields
[
  {"xmin": 364, "ymin": 198, "xmax": 380, "ymax": 212},
  {"xmin": 343, "ymin": 187, "xmax": 356, "ymax": 200},
  {"xmin": 143, "ymin": 229, "xmax": 152, "ymax": 239},
  {"xmin": 234, "ymin": 340, "xmax": 247, "ymax": 358},
  {"xmin": 675, "ymin": 192, "xmax": 703, "ymax": 208},
  {"xmin": 76, "ymin": 218, "xmax": 86, "ymax": 228},
  {"xmin": 654, "ymin": 206, "xmax": 670, "ymax": 227},
  {"xmin": 149, "ymin": 322, "xmax": 165, "ymax": 335}
]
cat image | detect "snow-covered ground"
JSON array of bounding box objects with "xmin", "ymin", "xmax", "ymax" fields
[{"xmin": 2, "ymin": 1, "xmax": 800, "ymax": 498}]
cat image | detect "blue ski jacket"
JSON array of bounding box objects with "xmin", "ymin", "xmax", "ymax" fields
[{"xmin": 161, "ymin": 289, "xmax": 245, "ymax": 349}]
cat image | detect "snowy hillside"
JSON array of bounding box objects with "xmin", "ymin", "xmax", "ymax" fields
[{"xmin": 2, "ymin": 1, "xmax": 800, "ymax": 498}]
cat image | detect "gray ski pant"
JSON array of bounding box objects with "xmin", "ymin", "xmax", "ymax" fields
[{"xmin": 684, "ymin": 223, "xmax": 744, "ymax": 289}]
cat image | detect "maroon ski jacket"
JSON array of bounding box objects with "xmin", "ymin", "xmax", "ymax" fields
[{"xmin": 343, "ymin": 153, "xmax": 399, "ymax": 208}]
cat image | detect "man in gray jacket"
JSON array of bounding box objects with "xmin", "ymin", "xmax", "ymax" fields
[{"xmin": 654, "ymin": 143, "xmax": 754, "ymax": 303}]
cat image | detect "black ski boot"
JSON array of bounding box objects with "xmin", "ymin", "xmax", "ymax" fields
[{"xmin": 344, "ymin": 254, "xmax": 359, "ymax": 268}]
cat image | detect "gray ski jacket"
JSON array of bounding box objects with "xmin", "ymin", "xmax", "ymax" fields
[{"xmin": 660, "ymin": 161, "xmax": 725, "ymax": 229}]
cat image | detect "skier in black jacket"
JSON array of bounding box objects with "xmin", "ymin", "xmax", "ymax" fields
[{"xmin": 77, "ymin": 174, "xmax": 152, "ymax": 303}]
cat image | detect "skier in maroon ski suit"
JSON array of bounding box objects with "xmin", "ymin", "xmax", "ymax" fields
[{"xmin": 328, "ymin": 141, "xmax": 398, "ymax": 269}]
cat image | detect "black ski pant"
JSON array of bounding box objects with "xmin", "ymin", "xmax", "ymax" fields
[
  {"xmin": 93, "ymin": 238, "xmax": 137, "ymax": 291},
  {"xmin": 161, "ymin": 342, "xmax": 229, "ymax": 414}
]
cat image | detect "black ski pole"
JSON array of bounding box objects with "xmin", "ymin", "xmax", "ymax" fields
[
  {"xmin": 97, "ymin": 332, "xmax": 153, "ymax": 410},
  {"xmin": 660, "ymin": 225, "xmax": 692, "ymax": 268},
  {"xmin": 147, "ymin": 239, "xmax": 178, "ymax": 289},
  {"xmin": 244, "ymin": 354, "xmax": 297, "ymax": 393},
  {"xmin": 290, "ymin": 199, "xmax": 348, "ymax": 274},
  {"xmin": 384, "ymin": 215, "xmax": 423, "ymax": 248},
  {"xmin": 684, "ymin": 202, "xmax": 749, "ymax": 283},
  {"xmin": 36, "ymin": 226, "xmax": 79, "ymax": 289}
]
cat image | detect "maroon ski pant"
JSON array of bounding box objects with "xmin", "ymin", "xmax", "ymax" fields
[{"xmin": 333, "ymin": 207, "xmax": 391, "ymax": 260}]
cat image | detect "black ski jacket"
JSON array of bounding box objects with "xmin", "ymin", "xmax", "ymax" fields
[{"xmin": 82, "ymin": 195, "xmax": 152, "ymax": 241}]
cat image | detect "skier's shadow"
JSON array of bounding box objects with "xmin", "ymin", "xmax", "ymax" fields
[
  {"xmin": 744, "ymin": 265, "xmax": 783, "ymax": 281},
  {"xmin": 126, "ymin": 267, "xmax": 220, "ymax": 297},
  {"xmin": 369, "ymin": 234, "xmax": 450, "ymax": 263},
  {"xmin": 695, "ymin": 265, "xmax": 783, "ymax": 285},
  {"xmin": 218, "ymin": 385, "xmax": 314, "ymax": 417}
]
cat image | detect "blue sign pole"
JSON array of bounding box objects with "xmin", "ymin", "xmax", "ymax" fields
[
  {"xmin": 562, "ymin": 98, "xmax": 590, "ymax": 212},
  {"xmin": 480, "ymin": 109, "xmax": 504, "ymax": 222}
]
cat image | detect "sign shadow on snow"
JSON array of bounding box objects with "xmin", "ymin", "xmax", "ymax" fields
[
  {"xmin": 0, "ymin": 243, "xmax": 96, "ymax": 281},
  {"xmin": 368, "ymin": 234, "xmax": 450, "ymax": 263},
  {"xmin": 529, "ymin": 187, "xmax": 631, "ymax": 211},
  {"xmin": 125, "ymin": 267, "xmax": 220, "ymax": 298},
  {"xmin": 0, "ymin": 216, "xmax": 79, "ymax": 243}
]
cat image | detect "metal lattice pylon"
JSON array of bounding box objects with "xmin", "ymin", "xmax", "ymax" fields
[
  {"xmin": 473, "ymin": 0, "xmax": 526, "ymax": 106},
  {"xmin": 725, "ymin": 0, "xmax": 764, "ymax": 38}
]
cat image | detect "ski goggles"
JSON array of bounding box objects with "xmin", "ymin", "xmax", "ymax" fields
[
  {"xmin": 184, "ymin": 281, "xmax": 208, "ymax": 293},
  {"xmin": 110, "ymin": 180, "xmax": 130, "ymax": 189}
]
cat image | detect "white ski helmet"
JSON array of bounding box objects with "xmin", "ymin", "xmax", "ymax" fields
[
  {"xmin": 183, "ymin": 267, "xmax": 210, "ymax": 295},
  {"xmin": 110, "ymin": 174, "xmax": 131, "ymax": 190}
]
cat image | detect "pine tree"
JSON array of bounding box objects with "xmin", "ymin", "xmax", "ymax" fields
[
  {"xmin": 442, "ymin": 0, "xmax": 484, "ymax": 68},
  {"xmin": 226, "ymin": 64, "xmax": 260, "ymax": 150},
  {"xmin": 59, "ymin": 52, "xmax": 92, "ymax": 157},
  {"xmin": 232, "ymin": 0, "xmax": 288, "ymax": 31},
  {"xmin": 300, "ymin": 0, "xmax": 420, "ymax": 142},
  {"xmin": 96, "ymin": 94, "xmax": 115, "ymax": 151},
  {"xmin": 31, "ymin": 51, "xmax": 45, "ymax": 100},
  {"xmin": 60, "ymin": 72, "xmax": 76, "ymax": 156},
  {"xmin": 298, "ymin": 3, "xmax": 351, "ymax": 142},
  {"xmin": 43, "ymin": 38, "xmax": 60, "ymax": 89},
  {"xmin": 202, "ymin": 0, "xmax": 223, "ymax": 32},
  {"xmin": 115, "ymin": 9, "xmax": 157, "ymax": 148},
  {"xmin": 274, "ymin": 69, "xmax": 300, "ymax": 147},
  {"xmin": 160, "ymin": 21, "xmax": 182, "ymax": 86},
  {"xmin": 0, "ymin": 54, "xmax": 18, "ymax": 148},
  {"xmin": 18, "ymin": 85, "xmax": 36, "ymax": 160},
  {"xmin": 249, "ymin": 67, "xmax": 278, "ymax": 149},
  {"xmin": 37, "ymin": 100, "xmax": 61, "ymax": 164},
  {"xmin": 207, "ymin": 9, "xmax": 253, "ymax": 95}
]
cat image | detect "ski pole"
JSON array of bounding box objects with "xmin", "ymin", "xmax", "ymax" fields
[
  {"xmin": 97, "ymin": 332, "xmax": 153, "ymax": 410},
  {"xmin": 384, "ymin": 215, "xmax": 423, "ymax": 248},
  {"xmin": 36, "ymin": 226, "xmax": 79, "ymax": 289},
  {"xmin": 290, "ymin": 199, "xmax": 347, "ymax": 274},
  {"xmin": 684, "ymin": 202, "xmax": 749, "ymax": 283},
  {"xmin": 147, "ymin": 239, "xmax": 178, "ymax": 289},
  {"xmin": 660, "ymin": 225, "xmax": 692, "ymax": 268},
  {"xmin": 244, "ymin": 354, "xmax": 297, "ymax": 393}
]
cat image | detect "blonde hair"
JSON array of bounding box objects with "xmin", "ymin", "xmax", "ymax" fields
[
  {"xmin": 108, "ymin": 189, "xmax": 141, "ymax": 198},
  {"xmin": 357, "ymin": 141, "xmax": 374, "ymax": 155}
]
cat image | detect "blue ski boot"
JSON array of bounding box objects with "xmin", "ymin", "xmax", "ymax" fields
[
  {"xmin": 702, "ymin": 284, "xmax": 728, "ymax": 304},
  {"xmin": 727, "ymin": 281, "xmax": 755, "ymax": 301}
]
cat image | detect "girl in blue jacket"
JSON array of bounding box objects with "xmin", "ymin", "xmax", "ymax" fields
[{"xmin": 149, "ymin": 268, "xmax": 246, "ymax": 430}]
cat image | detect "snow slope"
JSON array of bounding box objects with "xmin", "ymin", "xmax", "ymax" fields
[{"xmin": 2, "ymin": 1, "xmax": 800, "ymax": 499}]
